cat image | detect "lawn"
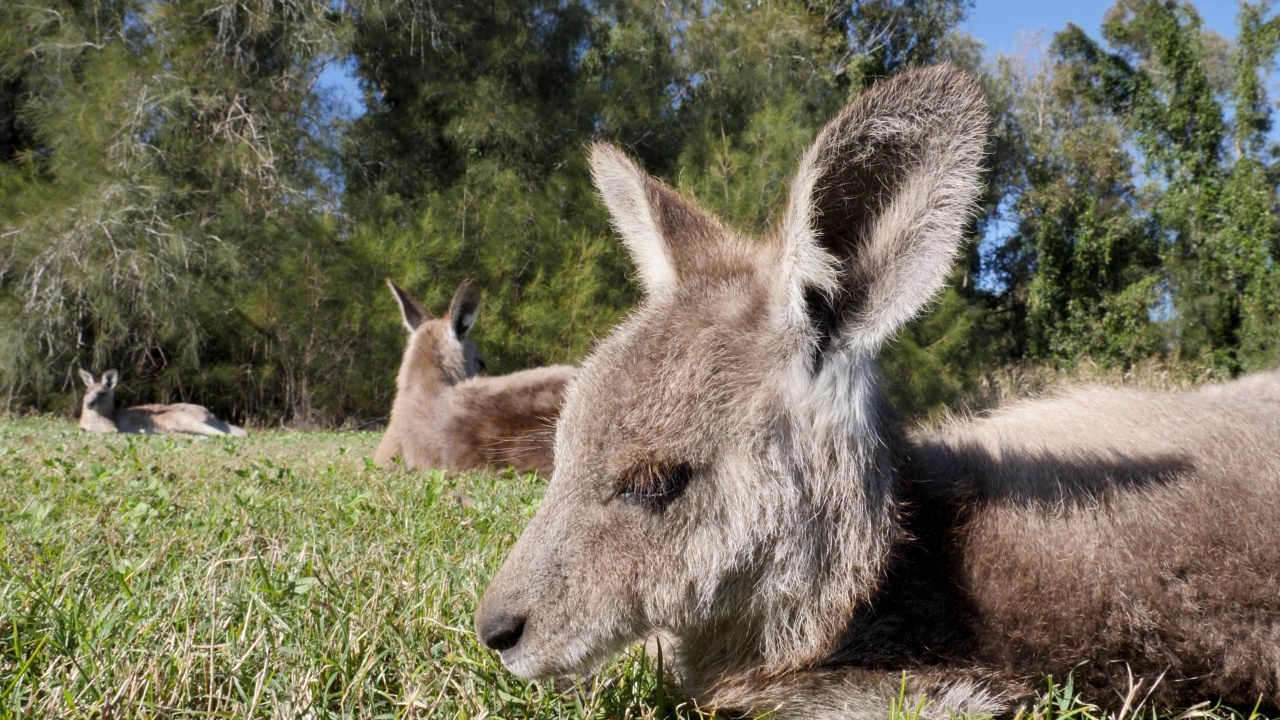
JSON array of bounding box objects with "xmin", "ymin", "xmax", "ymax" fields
[
  {"xmin": 0, "ymin": 416, "xmax": 1270, "ymax": 720},
  {"xmin": 0, "ymin": 417, "xmax": 684, "ymax": 719}
]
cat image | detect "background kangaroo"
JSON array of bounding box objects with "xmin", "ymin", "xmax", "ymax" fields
[
  {"xmin": 374, "ymin": 279, "xmax": 576, "ymax": 476},
  {"xmin": 475, "ymin": 65, "xmax": 1280, "ymax": 718},
  {"xmin": 79, "ymin": 370, "xmax": 248, "ymax": 437}
]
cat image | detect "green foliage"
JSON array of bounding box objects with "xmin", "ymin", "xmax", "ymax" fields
[
  {"xmin": 340, "ymin": 0, "xmax": 985, "ymax": 417},
  {"xmin": 0, "ymin": 0, "xmax": 357, "ymax": 422},
  {"xmin": 985, "ymin": 0, "xmax": 1280, "ymax": 377},
  {"xmin": 884, "ymin": 281, "xmax": 995, "ymax": 420},
  {"xmin": 0, "ymin": 418, "xmax": 722, "ymax": 718},
  {"xmin": 339, "ymin": 0, "xmax": 678, "ymax": 374}
]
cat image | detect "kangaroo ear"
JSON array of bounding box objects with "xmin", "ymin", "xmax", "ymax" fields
[
  {"xmin": 448, "ymin": 280, "xmax": 481, "ymax": 338},
  {"xmin": 102, "ymin": 369, "xmax": 119, "ymax": 389},
  {"xmin": 387, "ymin": 279, "xmax": 432, "ymax": 333},
  {"xmin": 777, "ymin": 65, "xmax": 988, "ymax": 361},
  {"xmin": 590, "ymin": 143, "xmax": 727, "ymax": 299},
  {"xmin": 79, "ymin": 369, "xmax": 94, "ymax": 387}
]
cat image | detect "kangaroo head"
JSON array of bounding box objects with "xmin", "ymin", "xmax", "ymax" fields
[
  {"xmin": 79, "ymin": 369, "xmax": 119, "ymax": 421},
  {"xmin": 476, "ymin": 66, "xmax": 988, "ymax": 682},
  {"xmin": 387, "ymin": 278, "xmax": 486, "ymax": 390}
]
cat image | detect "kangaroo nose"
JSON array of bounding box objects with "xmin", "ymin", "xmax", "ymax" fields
[{"xmin": 478, "ymin": 609, "xmax": 526, "ymax": 652}]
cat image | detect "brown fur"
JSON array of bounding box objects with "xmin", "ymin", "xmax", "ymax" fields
[
  {"xmin": 374, "ymin": 279, "xmax": 575, "ymax": 476},
  {"xmin": 78, "ymin": 369, "xmax": 248, "ymax": 437},
  {"xmin": 474, "ymin": 65, "xmax": 1280, "ymax": 719}
]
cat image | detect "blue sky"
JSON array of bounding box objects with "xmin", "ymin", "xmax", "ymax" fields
[
  {"xmin": 317, "ymin": 1, "xmax": 1250, "ymax": 120},
  {"xmin": 317, "ymin": 55, "xmax": 365, "ymax": 120},
  {"xmin": 963, "ymin": 0, "xmax": 1239, "ymax": 57}
]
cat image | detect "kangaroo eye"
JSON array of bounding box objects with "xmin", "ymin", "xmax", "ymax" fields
[{"xmin": 616, "ymin": 462, "xmax": 692, "ymax": 512}]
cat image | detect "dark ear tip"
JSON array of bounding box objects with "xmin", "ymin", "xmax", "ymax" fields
[
  {"xmin": 450, "ymin": 280, "xmax": 482, "ymax": 334},
  {"xmin": 456, "ymin": 279, "xmax": 481, "ymax": 302}
]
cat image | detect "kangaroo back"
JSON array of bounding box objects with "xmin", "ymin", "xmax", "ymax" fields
[{"xmin": 911, "ymin": 372, "xmax": 1280, "ymax": 708}]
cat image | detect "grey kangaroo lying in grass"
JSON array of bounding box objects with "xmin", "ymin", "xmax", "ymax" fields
[
  {"xmin": 475, "ymin": 65, "xmax": 1280, "ymax": 718},
  {"xmin": 374, "ymin": 279, "xmax": 576, "ymax": 476},
  {"xmin": 79, "ymin": 369, "xmax": 247, "ymax": 437}
]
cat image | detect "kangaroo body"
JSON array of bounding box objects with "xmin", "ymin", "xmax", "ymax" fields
[
  {"xmin": 78, "ymin": 370, "xmax": 247, "ymax": 437},
  {"xmin": 374, "ymin": 279, "xmax": 574, "ymax": 476},
  {"xmin": 475, "ymin": 66, "xmax": 1280, "ymax": 718}
]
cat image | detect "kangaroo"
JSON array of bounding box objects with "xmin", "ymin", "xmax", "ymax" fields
[
  {"xmin": 373, "ymin": 279, "xmax": 576, "ymax": 476},
  {"xmin": 475, "ymin": 65, "xmax": 1280, "ymax": 719},
  {"xmin": 78, "ymin": 369, "xmax": 248, "ymax": 437}
]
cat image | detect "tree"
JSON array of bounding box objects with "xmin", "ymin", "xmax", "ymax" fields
[
  {"xmin": 984, "ymin": 38, "xmax": 1162, "ymax": 366},
  {"xmin": 342, "ymin": 0, "xmax": 991, "ymax": 416},
  {"xmin": 0, "ymin": 0, "xmax": 351, "ymax": 420},
  {"xmin": 1054, "ymin": 0, "xmax": 1280, "ymax": 372}
]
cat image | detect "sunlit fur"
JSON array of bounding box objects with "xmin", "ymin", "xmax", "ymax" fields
[
  {"xmin": 374, "ymin": 279, "xmax": 576, "ymax": 476},
  {"xmin": 78, "ymin": 369, "xmax": 247, "ymax": 437},
  {"xmin": 475, "ymin": 65, "xmax": 1280, "ymax": 719}
]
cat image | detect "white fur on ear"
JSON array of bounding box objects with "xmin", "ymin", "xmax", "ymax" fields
[
  {"xmin": 448, "ymin": 280, "xmax": 482, "ymax": 339},
  {"xmin": 102, "ymin": 369, "xmax": 120, "ymax": 389},
  {"xmin": 778, "ymin": 162, "xmax": 842, "ymax": 330},
  {"xmin": 777, "ymin": 65, "xmax": 988, "ymax": 355},
  {"xmin": 79, "ymin": 369, "xmax": 95, "ymax": 387},
  {"xmin": 455, "ymin": 306, "xmax": 479, "ymax": 337},
  {"xmin": 589, "ymin": 143, "xmax": 677, "ymax": 298}
]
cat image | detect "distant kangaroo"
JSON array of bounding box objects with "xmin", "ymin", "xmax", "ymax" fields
[
  {"xmin": 475, "ymin": 65, "xmax": 1280, "ymax": 718},
  {"xmin": 374, "ymin": 279, "xmax": 576, "ymax": 476},
  {"xmin": 78, "ymin": 369, "xmax": 247, "ymax": 437}
]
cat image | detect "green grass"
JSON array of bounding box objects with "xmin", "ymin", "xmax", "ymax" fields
[
  {"xmin": 0, "ymin": 417, "xmax": 696, "ymax": 719},
  {"xmin": 0, "ymin": 417, "xmax": 1271, "ymax": 719}
]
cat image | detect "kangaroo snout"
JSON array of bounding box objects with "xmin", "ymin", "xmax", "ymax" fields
[{"xmin": 476, "ymin": 605, "xmax": 527, "ymax": 653}]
